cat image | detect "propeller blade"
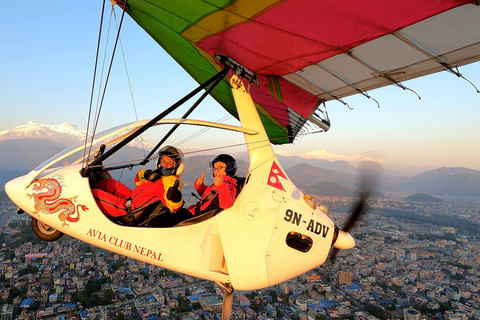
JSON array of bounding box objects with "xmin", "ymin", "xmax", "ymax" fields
[
  {"xmin": 329, "ymin": 160, "xmax": 382, "ymax": 263},
  {"xmin": 329, "ymin": 194, "xmax": 368, "ymax": 263},
  {"xmin": 342, "ymin": 191, "xmax": 369, "ymax": 233}
]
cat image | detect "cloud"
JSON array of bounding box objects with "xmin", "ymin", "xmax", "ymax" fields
[
  {"xmin": 299, "ymin": 150, "xmax": 378, "ymax": 163},
  {"xmin": 274, "ymin": 149, "xmax": 293, "ymax": 157}
]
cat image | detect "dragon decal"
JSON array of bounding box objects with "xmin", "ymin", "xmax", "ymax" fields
[{"xmin": 27, "ymin": 176, "xmax": 89, "ymax": 227}]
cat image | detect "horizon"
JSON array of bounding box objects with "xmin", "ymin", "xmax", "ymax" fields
[
  {"xmin": 1, "ymin": 120, "xmax": 479, "ymax": 178},
  {"xmin": 1, "ymin": 2, "xmax": 479, "ymax": 174}
]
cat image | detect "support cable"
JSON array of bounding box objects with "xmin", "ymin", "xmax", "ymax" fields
[
  {"xmin": 140, "ymin": 70, "xmax": 228, "ymax": 165},
  {"xmin": 88, "ymin": 0, "xmax": 130, "ymax": 162},
  {"xmin": 87, "ymin": 127, "xmax": 323, "ymax": 173},
  {"xmin": 83, "ymin": 0, "xmax": 107, "ymax": 168},
  {"xmin": 174, "ymin": 114, "xmax": 232, "ymax": 147},
  {"xmin": 82, "ymin": 67, "xmax": 231, "ymax": 175}
]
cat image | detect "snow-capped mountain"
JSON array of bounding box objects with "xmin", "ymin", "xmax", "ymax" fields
[
  {"xmin": 0, "ymin": 121, "xmax": 155, "ymax": 185},
  {"xmin": 0, "ymin": 121, "xmax": 153, "ymax": 148},
  {"xmin": 0, "ymin": 121, "xmax": 85, "ymax": 145}
]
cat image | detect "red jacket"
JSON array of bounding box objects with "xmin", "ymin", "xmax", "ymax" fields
[
  {"xmin": 188, "ymin": 175, "xmax": 237, "ymax": 215},
  {"xmin": 92, "ymin": 175, "xmax": 183, "ymax": 218},
  {"xmin": 131, "ymin": 175, "xmax": 183, "ymax": 212}
]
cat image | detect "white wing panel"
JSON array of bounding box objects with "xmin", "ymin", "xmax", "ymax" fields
[
  {"xmin": 399, "ymin": 4, "xmax": 480, "ymax": 58},
  {"xmin": 352, "ymin": 34, "xmax": 428, "ymax": 72},
  {"xmin": 319, "ymin": 53, "xmax": 377, "ymax": 84},
  {"xmin": 280, "ymin": 3, "xmax": 480, "ymax": 103}
]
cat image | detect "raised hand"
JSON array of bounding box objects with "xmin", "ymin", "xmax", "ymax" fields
[
  {"xmin": 166, "ymin": 179, "xmax": 182, "ymax": 202},
  {"xmin": 195, "ymin": 173, "xmax": 205, "ymax": 186}
]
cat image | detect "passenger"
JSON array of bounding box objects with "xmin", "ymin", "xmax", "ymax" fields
[
  {"xmin": 188, "ymin": 154, "xmax": 238, "ymax": 216},
  {"xmin": 92, "ymin": 146, "xmax": 185, "ymax": 225}
]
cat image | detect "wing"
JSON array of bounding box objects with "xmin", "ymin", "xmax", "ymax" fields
[{"xmin": 116, "ymin": 0, "xmax": 480, "ymax": 144}]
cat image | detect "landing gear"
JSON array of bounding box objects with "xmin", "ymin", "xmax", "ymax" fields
[
  {"xmin": 31, "ymin": 217, "xmax": 64, "ymax": 242},
  {"xmin": 215, "ymin": 282, "xmax": 234, "ymax": 320}
]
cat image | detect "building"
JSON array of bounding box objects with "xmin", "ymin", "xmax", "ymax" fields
[
  {"xmin": 199, "ymin": 294, "xmax": 223, "ymax": 313},
  {"xmin": 1, "ymin": 304, "xmax": 14, "ymax": 320},
  {"xmin": 308, "ymin": 274, "xmax": 322, "ymax": 283},
  {"xmin": 404, "ymin": 308, "xmax": 420, "ymax": 320},
  {"xmin": 407, "ymin": 252, "xmax": 418, "ymax": 261},
  {"xmin": 159, "ymin": 276, "xmax": 182, "ymax": 289},
  {"xmin": 237, "ymin": 295, "xmax": 250, "ymax": 307},
  {"xmin": 338, "ymin": 271, "xmax": 353, "ymax": 286}
]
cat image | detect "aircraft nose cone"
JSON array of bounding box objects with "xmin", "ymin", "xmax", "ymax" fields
[
  {"xmin": 4, "ymin": 175, "xmax": 27, "ymax": 209},
  {"xmin": 332, "ymin": 229, "xmax": 355, "ymax": 250}
]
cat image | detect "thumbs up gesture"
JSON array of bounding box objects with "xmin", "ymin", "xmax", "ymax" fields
[
  {"xmin": 166, "ymin": 179, "xmax": 182, "ymax": 203},
  {"xmin": 195, "ymin": 173, "xmax": 205, "ymax": 186}
]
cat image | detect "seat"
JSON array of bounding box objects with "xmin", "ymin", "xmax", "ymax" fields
[
  {"xmin": 234, "ymin": 176, "xmax": 246, "ymax": 195},
  {"xmin": 174, "ymin": 176, "xmax": 246, "ymax": 227},
  {"xmin": 112, "ymin": 201, "xmax": 168, "ymax": 226}
]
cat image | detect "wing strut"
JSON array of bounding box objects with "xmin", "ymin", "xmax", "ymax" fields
[
  {"xmin": 346, "ymin": 51, "xmax": 422, "ymax": 101},
  {"xmin": 140, "ymin": 67, "xmax": 229, "ymax": 165},
  {"xmin": 81, "ymin": 67, "xmax": 230, "ymax": 176},
  {"xmin": 295, "ymin": 72, "xmax": 351, "ymax": 109},
  {"xmin": 393, "ymin": 31, "xmax": 480, "ymax": 93},
  {"xmin": 315, "ymin": 63, "xmax": 381, "ymax": 108}
]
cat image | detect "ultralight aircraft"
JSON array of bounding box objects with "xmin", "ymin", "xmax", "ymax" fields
[{"xmin": 4, "ymin": 1, "xmax": 480, "ymax": 318}]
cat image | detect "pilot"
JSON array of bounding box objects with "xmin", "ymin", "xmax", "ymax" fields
[
  {"xmin": 187, "ymin": 154, "xmax": 238, "ymax": 216},
  {"xmin": 91, "ymin": 145, "xmax": 185, "ymax": 224}
]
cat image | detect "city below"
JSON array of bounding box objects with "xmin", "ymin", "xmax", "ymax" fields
[{"xmin": 0, "ymin": 194, "xmax": 479, "ymax": 320}]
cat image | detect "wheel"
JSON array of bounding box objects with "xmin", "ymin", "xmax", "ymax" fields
[{"xmin": 31, "ymin": 217, "xmax": 64, "ymax": 242}]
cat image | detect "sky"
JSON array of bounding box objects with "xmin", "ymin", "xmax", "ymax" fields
[{"xmin": 1, "ymin": 2, "xmax": 479, "ymax": 176}]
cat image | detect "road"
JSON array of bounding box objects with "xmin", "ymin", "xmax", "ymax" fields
[{"xmin": 0, "ymin": 206, "xmax": 14, "ymax": 233}]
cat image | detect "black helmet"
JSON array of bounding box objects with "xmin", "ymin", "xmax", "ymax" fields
[
  {"xmin": 210, "ymin": 154, "xmax": 237, "ymax": 177},
  {"xmin": 157, "ymin": 146, "xmax": 184, "ymax": 175}
]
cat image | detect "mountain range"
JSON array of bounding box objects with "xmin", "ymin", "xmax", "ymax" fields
[
  {"xmin": 1, "ymin": 122, "xmax": 479, "ymax": 199},
  {"xmin": 283, "ymin": 163, "xmax": 480, "ymax": 199},
  {"xmin": 0, "ymin": 121, "xmax": 85, "ymax": 145}
]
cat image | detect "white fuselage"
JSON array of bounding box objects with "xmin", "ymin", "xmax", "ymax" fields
[{"xmin": 5, "ymin": 76, "xmax": 347, "ymax": 290}]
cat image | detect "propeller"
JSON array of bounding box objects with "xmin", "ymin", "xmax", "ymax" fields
[
  {"xmin": 329, "ymin": 190, "xmax": 369, "ymax": 262},
  {"xmin": 329, "ymin": 161, "xmax": 381, "ymax": 262}
]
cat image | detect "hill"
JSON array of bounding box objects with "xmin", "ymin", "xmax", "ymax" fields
[
  {"xmin": 0, "ymin": 138, "xmax": 68, "ymax": 170},
  {"xmin": 285, "ymin": 163, "xmax": 357, "ymax": 191},
  {"xmin": 307, "ymin": 181, "xmax": 355, "ymax": 197},
  {"xmin": 400, "ymin": 167, "xmax": 480, "ymax": 198},
  {"xmin": 405, "ymin": 193, "xmax": 443, "ymax": 202}
]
